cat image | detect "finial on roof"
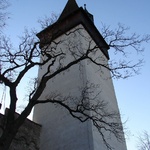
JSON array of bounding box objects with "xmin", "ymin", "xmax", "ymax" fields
[
  {"xmin": 83, "ymin": 4, "xmax": 94, "ymax": 23},
  {"xmin": 84, "ymin": 4, "xmax": 86, "ymax": 10}
]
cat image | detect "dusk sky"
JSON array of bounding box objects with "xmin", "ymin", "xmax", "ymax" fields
[{"xmin": 1, "ymin": 0, "xmax": 150, "ymax": 150}]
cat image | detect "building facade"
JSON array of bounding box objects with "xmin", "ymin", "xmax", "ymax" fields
[
  {"xmin": 0, "ymin": 109, "xmax": 41, "ymax": 150},
  {"xmin": 33, "ymin": 0, "xmax": 127, "ymax": 150}
]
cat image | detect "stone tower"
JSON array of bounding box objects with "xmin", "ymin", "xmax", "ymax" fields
[{"xmin": 33, "ymin": 0, "xmax": 127, "ymax": 150}]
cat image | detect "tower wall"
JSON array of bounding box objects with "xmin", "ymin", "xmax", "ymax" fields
[
  {"xmin": 33, "ymin": 24, "xmax": 127, "ymax": 150},
  {"xmin": 84, "ymin": 53, "xmax": 126, "ymax": 150}
]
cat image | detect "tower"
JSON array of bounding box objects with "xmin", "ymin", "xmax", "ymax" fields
[{"xmin": 33, "ymin": 0, "xmax": 127, "ymax": 150}]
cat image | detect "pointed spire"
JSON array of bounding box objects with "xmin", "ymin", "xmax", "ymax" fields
[{"xmin": 58, "ymin": 0, "xmax": 79, "ymax": 20}]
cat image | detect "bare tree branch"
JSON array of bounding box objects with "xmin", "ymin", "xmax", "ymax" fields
[
  {"xmin": 35, "ymin": 82, "xmax": 124, "ymax": 150},
  {"xmin": 101, "ymin": 23, "xmax": 150, "ymax": 55},
  {"xmin": 0, "ymin": 0, "xmax": 10, "ymax": 31},
  {"xmin": 38, "ymin": 13, "xmax": 59, "ymax": 29},
  {"xmin": 137, "ymin": 131, "xmax": 150, "ymax": 150},
  {"xmin": 0, "ymin": 12, "xmax": 149, "ymax": 149}
]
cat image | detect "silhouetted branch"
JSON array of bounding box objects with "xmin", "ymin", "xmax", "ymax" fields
[
  {"xmin": 0, "ymin": 0, "xmax": 10, "ymax": 30},
  {"xmin": 137, "ymin": 131, "xmax": 150, "ymax": 150},
  {"xmin": 0, "ymin": 17, "xmax": 148, "ymax": 149},
  {"xmin": 35, "ymin": 82, "xmax": 124, "ymax": 150},
  {"xmin": 38, "ymin": 13, "xmax": 59, "ymax": 29},
  {"xmin": 101, "ymin": 23, "xmax": 150, "ymax": 55}
]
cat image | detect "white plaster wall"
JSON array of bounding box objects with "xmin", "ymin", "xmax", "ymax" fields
[
  {"xmin": 33, "ymin": 62, "xmax": 95, "ymax": 150},
  {"xmin": 85, "ymin": 61, "xmax": 127, "ymax": 150},
  {"xmin": 34, "ymin": 24, "xmax": 94, "ymax": 150},
  {"xmin": 33, "ymin": 24, "xmax": 127, "ymax": 150}
]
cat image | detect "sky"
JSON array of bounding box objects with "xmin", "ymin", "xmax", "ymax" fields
[{"xmin": 1, "ymin": 0, "xmax": 150, "ymax": 150}]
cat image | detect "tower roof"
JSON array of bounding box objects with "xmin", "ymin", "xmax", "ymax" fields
[
  {"xmin": 37, "ymin": 1, "xmax": 110, "ymax": 59},
  {"xmin": 58, "ymin": 0, "xmax": 79, "ymax": 21}
]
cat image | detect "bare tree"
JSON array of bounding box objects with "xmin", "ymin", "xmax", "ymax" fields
[
  {"xmin": 0, "ymin": 9, "xmax": 150, "ymax": 150},
  {"xmin": 137, "ymin": 131, "xmax": 150, "ymax": 150},
  {"xmin": 101, "ymin": 23, "xmax": 150, "ymax": 79},
  {"xmin": 38, "ymin": 13, "xmax": 59, "ymax": 30},
  {"xmin": 0, "ymin": 0, "xmax": 9, "ymax": 31}
]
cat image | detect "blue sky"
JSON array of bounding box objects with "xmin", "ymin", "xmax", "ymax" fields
[{"xmin": 2, "ymin": 0, "xmax": 150, "ymax": 150}]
